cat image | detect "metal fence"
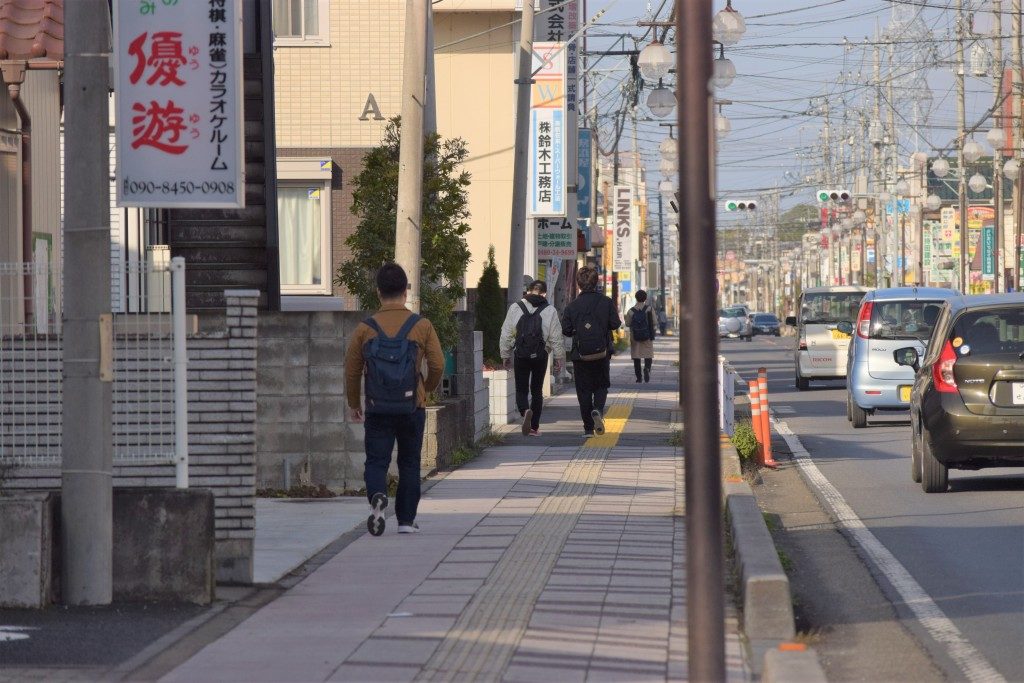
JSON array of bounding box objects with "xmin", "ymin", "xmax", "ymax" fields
[{"xmin": 0, "ymin": 256, "xmax": 188, "ymax": 486}]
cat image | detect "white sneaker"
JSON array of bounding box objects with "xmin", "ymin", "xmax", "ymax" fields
[
  {"xmin": 367, "ymin": 492, "xmax": 388, "ymax": 537},
  {"xmin": 398, "ymin": 522, "xmax": 420, "ymax": 534},
  {"xmin": 591, "ymin": 410, "xmax": 605, "ymax": 436}
]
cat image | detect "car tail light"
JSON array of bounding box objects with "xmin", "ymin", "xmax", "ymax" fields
[
  {"xmin": 933, "ymin": 340, "xmax": 958, "ymax": 394},
  {"xmin": 798, "ymin": 337, "xmax": 807, "ymax": 351},
  {"xmin": 856, "ymin": 301, "xmax": 873, "ymax": 339}
]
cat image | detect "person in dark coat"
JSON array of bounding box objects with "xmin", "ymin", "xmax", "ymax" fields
[
  {"xmin": 561, "ymin": 266, "xmax": 621, "ymax": 437},
  {"xmin": 625, "ymin": 290, "xmax": 656, "ymax": 383}
]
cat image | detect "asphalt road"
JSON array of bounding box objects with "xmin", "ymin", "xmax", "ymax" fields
[{"xmin": 721, "ymin": 335, "xmax": 1024, "ymax": 683}]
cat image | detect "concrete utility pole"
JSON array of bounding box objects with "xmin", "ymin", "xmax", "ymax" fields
[
  {"xmin": 395, "ymin": 0, "xmax": 430, "ymax": 313},
  {"xmin": 957, "ymin": 0, "xmax": 969, "ymax": 293},
  {"xmin": 62, "ymin": 0, "xmax": 113, "ymax": 605},
  {"xmin": 678, "ymin": 2, "xmax": 725, "ymax": 680},
  {"xmin": 1014, "ymin": 0, "xmax": 1023, "ymax": 290},
  {"xmin": 507, "ymin": 0, "xmax": 535, "ymax": 307},
  {"xmin": 887, "ymin": 39, "xmax": 898, "ymax": 288},
  {"xmin": 992, "ymin": 0, "xmax": 1003, "ymax": 292},
  {"xmin": 873, "ymin": 35, "xmax": 883, "ymax": 286}
]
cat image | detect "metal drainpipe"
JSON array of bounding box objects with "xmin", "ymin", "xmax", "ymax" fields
[{"xmin": 3, "ymin": 62, "xmax": 33, "ymax": 323}]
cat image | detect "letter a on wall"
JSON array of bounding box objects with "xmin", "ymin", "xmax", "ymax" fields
[{"xmin": 359, "ymin": 94, "xmax": 385, "ymax": 121}]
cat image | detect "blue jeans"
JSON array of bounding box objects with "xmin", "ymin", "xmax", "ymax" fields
[{"xmin": 364, "ymin": 408, "xmax": 426, "ymax": 525}]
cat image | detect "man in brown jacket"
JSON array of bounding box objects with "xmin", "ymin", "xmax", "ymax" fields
[{"xmin": 345, "ymin": 263, "xmax": 444, "ymax": 536}]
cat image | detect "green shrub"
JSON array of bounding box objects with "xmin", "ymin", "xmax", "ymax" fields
[
  {"xmin": 731, "ymin": 420, "xmax": 759, "ymax": 461},
  {"xmin": 475, "ymin": 246, "xmax": 505, "ymax": 366}
]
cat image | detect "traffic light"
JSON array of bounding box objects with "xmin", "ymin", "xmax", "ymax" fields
[
  {"xmin": 724, "ymin": 199, "xmax": 757, "ymax": 211},
  {"xmin": 816, "ymin": 189, "xmax": 851, "ymax": 203}
]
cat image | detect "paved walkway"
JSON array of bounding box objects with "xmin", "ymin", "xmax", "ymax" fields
[{"xmin": 163, "ymin": 339, "xmax": 747, "ymax": 682}]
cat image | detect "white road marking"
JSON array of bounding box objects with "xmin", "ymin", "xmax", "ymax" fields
[
  {"xmin": 0, "ymin": 625, "xmax": 35, "ymax": 643},
  {"xmin": 773, "ymin": 418, "xmax": 1006, "ymax": 683},
  {"xmin": 772, "ymin": 405, "xmax": 796, "ymax": 414}
]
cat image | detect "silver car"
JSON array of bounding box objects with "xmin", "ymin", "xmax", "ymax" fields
[
  {"xmin": 718, "ymin": 306, "xmax": 753, "ymax": 341},
  {"xmin": 841, "ymin": 286, "xmax": 959, "ymax": 428}
]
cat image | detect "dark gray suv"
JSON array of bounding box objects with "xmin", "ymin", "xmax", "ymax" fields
[{"xmin": 895, "ymin": 293, "xmax": 1024, "ymax": 492}]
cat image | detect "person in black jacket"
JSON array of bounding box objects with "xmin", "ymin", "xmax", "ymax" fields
[{"xmin": 561, "ymin": 266, "xmax": 621, "ymax": 437}]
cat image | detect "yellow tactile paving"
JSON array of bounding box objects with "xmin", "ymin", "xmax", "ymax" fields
[{"xmin": 584, "ymin": 400, "xmax": 634, "ymax": 448}]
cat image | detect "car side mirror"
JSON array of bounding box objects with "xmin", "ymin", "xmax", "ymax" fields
[
  {"xmin": 836, "ymin": 321, "xmax": 854, "ymax": 336},
  {"xmin": 893, "ymin": 347, "xmax": 920, "ymax": 371},
  {"xmin": 785, "ymin": 316, "xmax": 797, "ymax": 327}
]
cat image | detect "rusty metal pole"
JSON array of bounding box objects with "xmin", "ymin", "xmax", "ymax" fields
[{"xmin": 678, "ymin": 1, "xmax": 725, "ymax": 680}]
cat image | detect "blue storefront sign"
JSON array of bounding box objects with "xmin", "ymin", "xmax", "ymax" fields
[{"xmin": 577, "ymin": 128, "xmax": 592, "ymax": 219}]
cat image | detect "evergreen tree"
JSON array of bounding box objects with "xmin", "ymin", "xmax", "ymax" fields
[
  {"xmin": 474, "ymin": 246, "xmax": 505, "ymax": 365},
  {"xmin": 336, "ymin": 117, "xmax": 471, "ymax": 350}
]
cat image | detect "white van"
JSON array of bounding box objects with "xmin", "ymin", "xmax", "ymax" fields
[{"xmin": 785, "ymin": 285, "xmax": 871, "ymax": 390}]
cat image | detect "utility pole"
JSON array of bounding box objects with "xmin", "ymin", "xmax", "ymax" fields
[
  {"xmin": 658, "ymin": 194, "xmax": 666, "ymax": 309},
  {"xmin": 887, "ymin": 39, "xmax": 898, "ymax": 288},
  {"xmin": 1014, "ymin": 0, "xmax": 1023, "ymax": 291},
  {"xmin": 395, "ymin": 0, "xmax": 429, "ymax": 313},
  {"xmin": 507, "ymin": 0, "xmax": 535, "ymax": 306},
  {"xmin": 679, "ymin": 2, "xmax": 724, "ymax": 680},
  {"xmin": 631, "ymin": 108, "xmax": 640, "ymax": 297},
  {"xmin": 993, "ymin": 0, "xmax": 1003, "ymax": 292},
  {"xmin": 957, "ymin": 0, "xmax": 969, "ymax": 293},
  {"xmin": 62, "ymin": 0, "xmax": 113, "ymax": 605},
  {"xmin": 873, "ymin": 34, "xmax": 883, "ymax": 286}
]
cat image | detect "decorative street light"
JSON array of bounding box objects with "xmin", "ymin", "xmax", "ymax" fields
[
  {"xmin": 713, "ymin": 1, "xmax": 746, "ymax": 47},
  {"xmin": 925, "ymin": 194, "xmax": 943, "ymax": 211},
  {"xmin": 853, "ymin": 209, "xmax": 867, "ymax": 224},
  {"xmin": 895, "ymin": 178, "xmax": 910, "ymax": 196},
  {"xmin": 1003, "ymin": 157, "xmax": 1020, "ymax": 181},
  {"xmin": 986, "ymin": 127, "xmax": 1004, "ymax": 150},
  {"xmin": 647, "ymin": 82, "xmax": 676, "ymax": 119},
  {"xmin": 963, "ymin": 139, "xmax": 984, "ymax": 164},
  {"xmin": 712, "ymin": 45, "xmax": 736, "ymax": 89},
  {"xmin": 660, "ymin": 137, "xmax": 678, "ymax": 163},
  {"xmin": 715, "ymin": 114, "xmax": 731, "ymax": 138},
  {"xmin": 659, "ymin": 179, "xmax": 676, "ymax": 195},
  {"xmin": 659, "ymin": 157, "xmax": 677, "ymax": 175},
  {"xmin": 638, "ymin": 40, "xmax": 673, "ymax": 81},
  {"xmin": 931, "ymin": 157, "xmax": 950, "ymax": 178},
  {"xmin": 968, "ymin": 172, "xmax": 988, "ymax": 193}
]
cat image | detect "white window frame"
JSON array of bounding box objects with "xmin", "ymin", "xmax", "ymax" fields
[
  {"xmin": 277, "ymin": 158, "xmax": 334, "ymax": 296},
  {"xmin": 272, "ymin": 0, "xmax": 330, "ymax": 47}
]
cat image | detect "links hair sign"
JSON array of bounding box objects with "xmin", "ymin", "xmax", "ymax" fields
[
  {"xmin": 613, "ymin": 185, "xmax": 633, "ymax": 271},
  {"xmin": 114, "ymin": 0, "xmax": 244, "ymax": 208}
]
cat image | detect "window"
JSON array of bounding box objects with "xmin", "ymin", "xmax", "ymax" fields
[
  {"xmin": 800, "ymin": 292, "xmax": 864, "ymax": 325},
  {"xmin": 272, "ymin": 0, "xmax": 329, "ymax": 45},
  {"xmin": 278, "ymin": 183, "xmax": 331, "ymax": 295}
]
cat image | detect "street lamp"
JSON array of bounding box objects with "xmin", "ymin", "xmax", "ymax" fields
[
  {"xmin": 647, "ymin": 82, "xmax": 676, "ymax": 118},
  {"xmin": 715, "ymin": 114, "xmax": 731, "ymax": 138},
  {"xmin": 1003, "ymin": 158, "xmax": 1020, "ymax": 181},
  {"xmin": 660, "ymin": 137, "xmax": 678, "ymax": 163},
  {"xmin": 638, "ymin": 40, "xmax": 673, "ymax": 81},
  {"xmin": 659, "ymin": 179, "xmax": 676, "ymax": 195},
  {"xmin": 895, "ymin": 178, "xmax": 910, "ymax": 196},
  {"xmin": 713, "ymin": 1, "xmax": 746, "ymax": 47},
  {"xmin": 853, "ymin": 209, "xmax": 867, "ymax": 224},
  {"xmin": 660, "ymin": 158, "xmax": 677, "ymax": 175},
  {"xmin": 963, "ymin": 139, "xmax": 984, "ymax": 164},
  {"xmin": 968, "ymin": 172, "xmax": 988, "ymax": 193},
  {"xmin": 932, "ymin": 157, "xmax": 951, "ymax": 178},
  {"xmin": 925, "ymin": 194, "xmax": 942, "ymax": 211},
  {"xmin": 712, "ymin": 45, "xmax": 736, "ymax": 89},
  {"xmin": 986, "ymin": 127, "xmax": 1003, "ymax": 150}
]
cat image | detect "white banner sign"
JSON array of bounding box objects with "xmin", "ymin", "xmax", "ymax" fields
[
  {"xmin": 528, "ymin": 42, "xmax": 566, "ymax": 217},
  {"xmin": 536, "ymin": 217, "xmax": 576, "ymax": 259},
  {"xmin": 114, "ymin": 0, "xmax": 244, "ymax": 208},
  {"xmin": 613, "ymin": 185, "xmax": 633, "ymax": 271}
]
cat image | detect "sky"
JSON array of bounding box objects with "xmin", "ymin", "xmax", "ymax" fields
[{"xmin": 581, "ymin": 0, "xmax": 1012, "ymax": 238}]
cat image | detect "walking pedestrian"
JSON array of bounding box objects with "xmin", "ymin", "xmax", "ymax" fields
[
  {"xmin": 500, "ymin": 280, "xmax": 565, "ymax": 436},
  {"xmin": 657, "ymin": 308, "xmax": 668, "ymax": 336},
  {"xmin": 625, "ymin": 290, "xmax": 656, "ymax": 383},
  {"xmin": 344, "ymin": 263, "xmax": 444, "ymax": 536},
  {"xmin": 561, "ymin": 266, "xmax": 621, "ymax": 437}
]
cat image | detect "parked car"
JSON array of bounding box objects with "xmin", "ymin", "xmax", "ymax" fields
[
  {"xmin": 718, "ymin": 306, "xmax": 752, "ymax": 341},
  {"xmin": 785, "ymin": 285, "xmax": 871, "ymax": 390},
  {"xmin": 751, "ymin": 313, "xmax": 781, "ymax": 336},
  {"xmin": 841, "ymin": 287, "xmax": 959, "ymax": 428},
  {"xmin": 894, "ymin": 293, "xmax": 1024, "ymax": 492}
]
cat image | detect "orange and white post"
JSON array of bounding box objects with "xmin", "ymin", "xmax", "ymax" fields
[
  {"xmin": 757, "ymin": 367, "xmax": 779, "ymax": 468},
  {"xmin": 748, "ymin": 379, "xmax": 763, "ymax": 463}
]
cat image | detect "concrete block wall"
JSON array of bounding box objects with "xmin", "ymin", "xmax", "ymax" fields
[{"xmin": 4, "ymin": 290, "xmax": 260, "ymax": 585}]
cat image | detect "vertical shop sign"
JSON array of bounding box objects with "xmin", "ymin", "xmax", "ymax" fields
[
  {"xmin": 115, "ymin": 0, "xmax": 244, "ymax": 208},
  {"xmin": 528, "ymin": 42, "xmax": 566, "ymax": 216},
  {"xmin": 613, "ymin": 185, "xmax": 632, "ymax": 271}
]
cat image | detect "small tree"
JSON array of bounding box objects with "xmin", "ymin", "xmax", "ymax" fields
[
  {"xmin": 336, "ymin": 117, "xmax": 471, "ymax": 349},
  {"xmin": 475, "ymin": 246, "xmax": 505, "ymax": 365}
]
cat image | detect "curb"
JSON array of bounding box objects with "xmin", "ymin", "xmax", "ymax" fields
[{"xmin": 721, "ymin": 439, "xmax": 826, "ymax": 682}]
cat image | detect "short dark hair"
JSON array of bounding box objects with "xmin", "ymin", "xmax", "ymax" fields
[
  {"xmin": 376, "ymin": 263, "xmax": 408, "ymax": 299},
  {"xmin": 635, "ymin": 290, "xmax": 648, "ymax": 303},
  {"xmin": 576, "ymin": 266, "xmax": 598, "ymax": 292},
  {"xmin": 527, "ymin": 279, "xmax": 547, "ymax": 294}
]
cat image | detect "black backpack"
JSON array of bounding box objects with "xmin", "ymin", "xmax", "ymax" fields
[
  {"xmin": 362, "ymin": 314, "xmax": 421, "ymax": 415},
  {"xmin": 629, "ymin": 306, "xmax": 653, "ymax": 342},
  {"xmin": 574, "ymin": 297, "xmax": 608, "ymax": 361},
  {"xmin": 514, "ymin": 301, "xmax": 547, "ymax": 360}
]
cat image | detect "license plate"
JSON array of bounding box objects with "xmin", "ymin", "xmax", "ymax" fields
[
  {"xmin": 899, "ymin": 385, "xmax": 912, "ymax": 403},
  {"xmin": 1014, "ymin": 382, "xmax": 1024, "ymax": 405},
  {"xmin": 831, "ymin": 329, "xmax": 851, "ymax": 340}
]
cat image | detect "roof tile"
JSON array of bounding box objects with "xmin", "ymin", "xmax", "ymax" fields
[{"xmin": 0, "ymin": 0, "xmax": 64, "ymax": 62}]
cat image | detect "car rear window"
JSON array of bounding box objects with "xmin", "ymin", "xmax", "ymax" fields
[
  {"xmin": 948, "ymin": 308, "xmax": 1024, "ymax": 356},
  {"xmin": 800, "ymin": 292, "xmax": 863, "ymax": 324},
  {"xmin": 869, "ymin": 300, "xmax": 946, "ymax": 341},
  {"xmin": 722, "ymin": 307, "xmax": 746, "ymax": 318},
  {"xmin": 754, "ymin": 315, "xmax": 777, "ymax": 323}
]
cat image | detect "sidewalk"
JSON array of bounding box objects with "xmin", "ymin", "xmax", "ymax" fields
[{"xmin": 161, "ymin": 338, "xmax": 748, "ymax": 683}]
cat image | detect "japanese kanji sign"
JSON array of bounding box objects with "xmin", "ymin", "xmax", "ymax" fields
[
  {"xmin": 613, "ymin": 185, "xmax": 633, "ymax": 272},
  {"xmin": 535, "ymin": 217, "xmax": 576, "ymax": 259},
  {"xmin": 528, "ymin": 42, "xmax": 566, "ymax": 217},
  {"xmin": 114, "ymin": 0, "xmax": 244, "ymax": 208}
]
